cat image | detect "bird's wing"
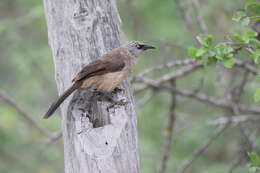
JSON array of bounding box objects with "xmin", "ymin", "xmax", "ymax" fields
[{"xmin": 72, "ymin": 54, "xmax": 125, "ymax": 82}]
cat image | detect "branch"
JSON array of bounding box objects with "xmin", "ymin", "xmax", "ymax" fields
[
  {"xmin": 157, "ymin": 80, "xmax": 176, "ymax": 173},
  {"xmin": 234, "ymin": 58, "xmax": 260, "ymax": 75},
  {"xmin": 41, "ymin": 130, "xmax": 62, "ymax": 150},
  {"xmin": 136, "ymin": 90, "xmax": 155, "ymax": 108},
  {"xmin": 230, "ymin": 71, "xmax": 256, "ymax": 154},
  {"xmin": 134, "ymin": 62, "xmax": 203, "ymax": 93},
  {"xmin": 133, "ymin": 57, "xmax": 260, "ymax": 94},
  {"xmin": 0, "ymin": 90, "xmax": 51, "ymax": 137},
  {"xmin": 174, "ymin": 0, "xmax": 197, "ymax": 39},
  {"xmin": 208, "ymin": 115, "xmax": 260, "ymax": 126},
  {"xmin": 134, "ymin": 76, "xmax": 260, "ymax": 114},
  {"xmin": 133, "ymin": 58, "xmax": 260, "ymax": 89},
  {"xmin": 172, "ymin": 88, "xmax": 260, "ymax": 114},
  {"xmin": 177, "ymin": 124, "xmax": 228, "ymax": 173},
  {"xmin": 135, "ymin": 58, "xmax": 197, "ymax": 77},
  {"xmin": 190, "ymin": 0, "xmax": 208, "ymax": 34},
  {"xmin": 228, "ymin": 157, "xmax": 245, "ymax": 173}
]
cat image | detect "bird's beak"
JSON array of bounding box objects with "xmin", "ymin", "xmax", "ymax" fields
[{"xmin": 142, "ymin": 44, "xmax": 156, "ymax": 50}]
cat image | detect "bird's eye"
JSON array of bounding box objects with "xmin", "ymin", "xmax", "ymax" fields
[{"xmin": 136, "ymin": 44, "xmax": 145, "ymax": 49}]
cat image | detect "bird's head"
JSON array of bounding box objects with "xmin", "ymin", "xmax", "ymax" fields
[{"xmin": 123, "ymin": 41, "xmax": 155, "ymax": 57}]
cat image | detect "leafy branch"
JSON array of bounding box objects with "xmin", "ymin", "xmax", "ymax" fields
[{"xmin": 188, "ymin": 0, "xmax": 260, "ymax": 101}]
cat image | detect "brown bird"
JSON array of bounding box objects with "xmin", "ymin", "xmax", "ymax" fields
[{"xmin": 43, "ymin": 41, "xmax": 155, "ymax": 119}]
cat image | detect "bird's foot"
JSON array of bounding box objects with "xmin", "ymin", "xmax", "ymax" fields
[
  {"xmin": 112, "ymin": 87, "xmax": 123, "ymax": 94},
  {"xmin": 91, "ymin": 89, "xmax": 128, "ymax": 111},
  {"xmin": 106, "ymin": 98, "xmax": 129, "ymax": 111},
  {"xmin": 91, "ymin": 89, "xmax": 105, "ymax": 101},
  {"xmin": 92, "ymin": 89, "xmax": 103, "ymax": 96}
]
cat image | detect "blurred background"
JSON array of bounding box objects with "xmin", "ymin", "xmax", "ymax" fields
[{"xmin": 0, "ymin": 0, "xmax": 259, "ymax": 172}]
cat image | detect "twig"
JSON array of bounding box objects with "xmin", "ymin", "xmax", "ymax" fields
[
  {"xmin": 234, "ymin": 59, "xmax": 260, "ymax": 75},
  {"xmin": 134, "ymin": 76, "xmax": 260, "ymax": 114},
  {"xmin": 155, "ymin": 63, "xmax": 202, "ymax": 84},
  {"xmin": 172, "ymin": 88, "xmax": 260, "ymax": 114},
  {"xmin": 177, "ymin": 124, "xmax": 229, "ymax": 173},
  {"xmin": 134, "ymin": 62, "xmax": 203, "ymax": 93},
  {"xmin": 134, "ymin": 58, "xmax": 260, "ymax": 94},
  {"xmin": 41, "ymin": 130, "xmax": 62, "ymax": 151},
  {"xmin": 229, "ymin": 71, "xmax": 256, "ymax": 172},
  {"xmin": 133, "ymin": 58, "xmax": 260, "ymax": 86},
  {"xmin": 136, "ymin": 59, "xmax": 197, "ymax": 77},
  {"xmin": 228, "ymin": 157, "xmax": 244, "ymax": 173},
  {"xmin": 174, "ymin": 0, "xmax": 197, "ymax": 39},
  {"xmin": 136, "ymin": 90, "xmax": 155, "ymax": 108},
  {"xmin": 208, "ymin": 115, "xmax": 260, "ymax": 126},
  {"xmin": 232, "ymin": 72, "xmax": 256, "ymax": 149},
  {"xmin": 157, "ymin": 80, "xmax": 176, "ymax": 173},
  {"xmin": 0, "ymin": 90, "xmax": 51, "ymax": 137},
  {"xmin": 190, "ymin": 0, "xmax": 208, "ymax": 34}
]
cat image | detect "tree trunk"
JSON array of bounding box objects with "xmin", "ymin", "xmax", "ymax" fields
[{"xmin": 43, "ymin": 0, "xmax": 140, "ymax": 173}]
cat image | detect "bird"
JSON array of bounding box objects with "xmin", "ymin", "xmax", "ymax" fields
[{"xmin": 43, "ymin": 41, "xmax": 155, "ymax": 119}]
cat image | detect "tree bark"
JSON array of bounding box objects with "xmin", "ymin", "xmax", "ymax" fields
[{"xmin": 43, "ymin": 0, "xmax": 140, "ymax": 173}]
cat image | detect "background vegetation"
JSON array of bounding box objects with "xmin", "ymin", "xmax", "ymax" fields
[{"xmin": 0, "ymin": 0, "xmax": 259, "ymax": 172}]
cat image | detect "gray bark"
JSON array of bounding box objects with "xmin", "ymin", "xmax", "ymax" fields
[{"xmin": 43, "ymin": 0, "xmax": 140, "ymax": 173}]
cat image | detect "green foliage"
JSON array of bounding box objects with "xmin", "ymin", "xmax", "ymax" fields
[
  {"xmin": 189, "ymin": 1, "xmax": 260, "ymax": 105},
  {"xmin": 233, "ymin": 31, "xmax": 258, "ymax": 44},
  {"xmin": 254, "ymin": 88, "xmax": 260, "ymax": 102},
  {"xmin": 188, "ymin": 35, "xmax": 234, "ymax": 67},
  {"xmin": 245, "ymin": 0, "xmax": 260, "ymax": 17},
  {"xmin": 188, "ymin": 1, "xmax": 260, "ymax": 69},
  {"xmin": 232, "ymin": 11, "xmax": 247, "ymax": 22},
  {"xmin": 196, "ymin": 34, "xmax": 214, "ymax": 48},
  {"xmin": 252, "ymin": 49, "xmax": 260, "ymax": 64},
  {"xmin": 248, "ymin": 152, "xmax": 260, "ymax": 173},
  {"xmin": 232, "ymin": 0, "xmax": 260, "ymax": 23}
]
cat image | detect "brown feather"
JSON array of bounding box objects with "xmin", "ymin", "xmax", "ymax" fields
[
  {"xmin": 72, "ymin": 51, "xmax": 125, "ymax": 82},
  {"xmin": 43, "ymin": 83, "xmax": 80, "ymax": 119},
  {"xmin": 44, "ymin": 47, "xmax": 134, "ymax": 119}
]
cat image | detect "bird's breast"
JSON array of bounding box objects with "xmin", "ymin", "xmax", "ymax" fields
[{"xmin": 80, "ymin": 71, "xmax": 128, "ymax": 92}]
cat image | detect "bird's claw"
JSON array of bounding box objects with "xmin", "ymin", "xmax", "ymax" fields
[
  {"xmin": 112, "ymin": 87, "xmax": 123, "ymax": 94},
  {"xmin": 107, "ymin": 98, "xmax": 129, "ymax": 111}
]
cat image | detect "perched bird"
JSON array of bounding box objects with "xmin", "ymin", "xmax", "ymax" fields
[{"xmin": 43, "ymin": 41, "xmax": 155, "ymax": 119}]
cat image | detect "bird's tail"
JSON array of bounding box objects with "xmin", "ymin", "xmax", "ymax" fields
[{"xmin": 43, "ymin": 83, "xmax": 79, "ymax": 119}]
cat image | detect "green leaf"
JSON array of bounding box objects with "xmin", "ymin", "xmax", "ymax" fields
[
  {"xmin": 196, "ymin": 34, "xmax": 214, "ymax": 47},
  {"xmin": 245, "ymin": 0, "xmax": 259, "ymax": 10},
  {"xmin": 188, "ymin": 48, "xmax": 197, "ymax": 57},
  {"xmin": 232, "ymin": 11, "xmax": 246, "ymax": 22},
  {"xmin": 250, "ymin": 38, "xmax": 260, "ymax": 47},
  {"xmin": 195, "ymin": 47, "xmax": 207, "ymax": 57},
  {"xmin": 215, "ymin": 55, "xmax": 223, "ymax": 61},
  {"xmin": 214, "ymin": 43, "xmax": 234, "ymax": 55},
  {"xmin": 245, "ymin": 0, "xmax": 260, "ymax": 16},
  {"xmin": 248, "ymin": 152, "xmax": 260, "ymax": 167},
  {"xmin": 241, "ymin": 17, "xmax": 250, "ymax": 26},
  {"xmin": 251, "ymin": 16, "xmax": 260, "ymax": 22},
  {"xmin": 254, "ymin": 88, "xmax": 260, "ymax": 102},
  {"xmin": 246, "ymin": 30, "xmax": 258, "ymax": 38},
  {"xmin": 208, "ymin": 50, "xmax": 216, "ymax": 57},
  {"xmin": 234, "ymin": 33, "xmax": 251, "ymax": 44},
  {"xmin": 223, "ymin": 58, "xmax": 234, "ymax": 68},
  {"xmin": 252, "ymin": 49, "xmax": 260, "ymax": 64}
]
